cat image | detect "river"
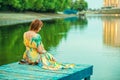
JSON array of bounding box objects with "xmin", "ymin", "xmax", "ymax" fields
[{"xmin": 0, "ymin": 14, "xmax": 120, "ymax": 80}]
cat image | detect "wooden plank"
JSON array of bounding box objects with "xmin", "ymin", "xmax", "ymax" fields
[{"xmin": 0, "ymin": 62, "xmax": 93, "ymax": 80}]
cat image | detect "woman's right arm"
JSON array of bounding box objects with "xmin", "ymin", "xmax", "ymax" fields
[
  {"xmin": 35, "ymin": 34, "xmax": 47, "ymax": 54},
  {"xmin": 37, "ymin": 45, "xmax": 47, "ymax": 54}
]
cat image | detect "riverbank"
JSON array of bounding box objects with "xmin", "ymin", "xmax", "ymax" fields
[
  {"xmin": 0, "ymin": 12, "xmax": 77, "ymax": 26},
  {"xmin": 98, "ymin": 8, "xmax": 120, "ymax": 14}
]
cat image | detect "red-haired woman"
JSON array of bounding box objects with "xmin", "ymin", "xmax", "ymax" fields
[{"xmin": 20, "ymin": 19, "xmax": 74, "ymax": 70}]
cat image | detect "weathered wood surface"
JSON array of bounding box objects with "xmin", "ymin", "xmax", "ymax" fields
[{"xmin": 0, "ymin": 62, "xmax": 93, "ymax": 80}]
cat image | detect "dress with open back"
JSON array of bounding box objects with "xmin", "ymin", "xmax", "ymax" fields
[{"xmin": 22, "ymin": 31, "xmax": 74, "ymax": 70}]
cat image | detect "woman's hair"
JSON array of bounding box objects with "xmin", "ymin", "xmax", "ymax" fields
[{"xmin": 29, "ymin": 19, "xmax": 43, "ymax": 31}]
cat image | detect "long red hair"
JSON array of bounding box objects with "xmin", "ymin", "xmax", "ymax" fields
[{"xmin": 29, "ymin": 19, "xmax": 43, "ymax": 31}]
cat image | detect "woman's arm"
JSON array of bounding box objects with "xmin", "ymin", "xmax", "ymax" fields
[{"xmin": 37, "ymin": 45, "xmax": 47, "ymax": 54}]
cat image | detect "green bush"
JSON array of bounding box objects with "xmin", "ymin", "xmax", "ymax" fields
[{"xmin": 0, "ymin": 0, "xmax": 87, "ymax": 12}]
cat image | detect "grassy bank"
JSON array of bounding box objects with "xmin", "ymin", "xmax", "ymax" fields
[{"xmin": 0, "ymin": 12, "xmax": 77, "ymax": 26}]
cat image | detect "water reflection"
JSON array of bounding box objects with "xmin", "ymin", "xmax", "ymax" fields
[
  {"xmin": 41, "ymin": 20, "xmax": 70, "ymax": 51},
  {"xmin": 103, "ymin": 16, "xmax": 120, "ymax": 47},
  {"xmin": 64, "ymin": 16, "xmax": 87, "ymax": 27},
  {"xmin": 0, "ymin": 17, "xmax": 87, "ymax": 65},
  {"xmin": 63, "ymin": 16, "xmax": 88, "ymax": 35},
  {"xmin": 0, "ymin": 15, "xmax": 120, "ymax": 80},
  {"xmin": 0, "ymin": 24, "xmax": 29, "ymax": 65}
]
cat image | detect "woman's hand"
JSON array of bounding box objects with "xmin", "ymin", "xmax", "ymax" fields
[
  {"xmin": 42, "ymin": 50, "xmax": 47, "ymax": 54},
  {"xmin": 37, "ymin": 45, "xmax": 47, "ymax": 54}
]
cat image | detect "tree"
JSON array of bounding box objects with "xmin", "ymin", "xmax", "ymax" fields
[
  {"xmin": 72, "ymin": 0, "xmax": 88, "ymax": 11},
  {"xmin": 0, "ymin": 0, "xmax": 73, "ymax": 12}
]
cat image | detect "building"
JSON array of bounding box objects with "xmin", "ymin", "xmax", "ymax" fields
[{"xmin": 104, "ymin": 0, "xmax": 120, "ymax": 7}]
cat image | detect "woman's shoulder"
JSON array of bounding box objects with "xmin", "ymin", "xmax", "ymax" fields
[
  {"xmin": 36, "ymin": 33, "xmax": 41, "ymax": 37},
  {"xmin": 34, "ymin": 33, "xmax": 41, "ymax": 40}
]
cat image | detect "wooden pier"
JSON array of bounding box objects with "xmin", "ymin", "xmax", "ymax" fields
[{"xmin": 0, "ymin": 62, "xmax": 93, "ymax": 80}]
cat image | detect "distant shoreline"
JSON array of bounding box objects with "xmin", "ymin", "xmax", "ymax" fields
[
  {"xmin": 91, "ymin": 8, "xmax": 120, "ymax": 14},
  {"xmin": 0, "ymin": 12, "xmax": 77, "ymax": 27},
  {"xmin": 98, "ymin": 8, "xmax": 120, "ymax": 14}
]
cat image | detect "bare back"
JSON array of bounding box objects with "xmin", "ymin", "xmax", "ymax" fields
[{"xmin": 24, "ymin": 31, "xmax": 37, "ymax": 40}]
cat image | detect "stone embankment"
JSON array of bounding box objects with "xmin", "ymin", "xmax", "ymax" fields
[{"xmin": 0, "ymin": 12, "xmax": 76, "ymax": 26}]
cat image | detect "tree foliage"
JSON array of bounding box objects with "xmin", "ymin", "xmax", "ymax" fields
[
  {"xmin": 72, "ymin": 0, "xmax": 88, "ymax": 11},
  {"xmin": 0, "ymin": 0, "xmax": 87, "ymax": 12}
]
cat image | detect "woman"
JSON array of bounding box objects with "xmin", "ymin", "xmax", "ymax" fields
[{"xmin": 20, "ymin": 19, "xmax": 74, "ymax": 70}]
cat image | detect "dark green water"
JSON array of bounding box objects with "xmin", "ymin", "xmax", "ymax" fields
[{"xmin": 0, "ymin": 15, "xmax": 120, "ymax": 80}]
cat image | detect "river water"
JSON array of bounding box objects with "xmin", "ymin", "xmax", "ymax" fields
[{"xmin": 0, "ymin": 14, "xmax": 120, "ymax": 80}]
